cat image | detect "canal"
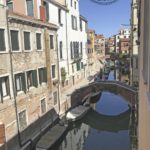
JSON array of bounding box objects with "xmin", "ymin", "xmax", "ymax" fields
[{"xmin": 54, "ymin": 71, "xmax": 131, "ymax": 150}]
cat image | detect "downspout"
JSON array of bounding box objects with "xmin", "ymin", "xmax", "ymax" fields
[
  {"xmin": 6, "ymin": 9, "xmax": 32, "ymax": 148},
  {"xmin": 56, "ymin": 34, "xmax": 61, "ymax": 114},
  {"xmin": 65, "ymin": 6, "xmax": 70, "ymax": 77}
]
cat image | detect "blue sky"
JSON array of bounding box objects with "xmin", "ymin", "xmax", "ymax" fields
[{"xmin": 79, "ymin": 0, "xmax": 131, "ymax": 37}]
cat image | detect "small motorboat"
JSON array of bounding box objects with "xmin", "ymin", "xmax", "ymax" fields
[
  {"xmin": 66, "ymin": 105, "xmax": 90, "ymax": 121},
  {"xmin": 90, "ymin": 92, "xmax": 102, "ymax": 103}
]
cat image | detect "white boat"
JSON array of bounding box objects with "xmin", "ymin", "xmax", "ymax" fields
[{"xmin": 66, "ymin": 105, "xmax": 90, "ymax": 121}]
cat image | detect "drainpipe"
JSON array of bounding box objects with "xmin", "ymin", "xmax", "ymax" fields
[
  {"xmin": 56, "ymin": 34, "xmax": 61, "ymax": 114},
  {"xmin": 6, "ymin": 9, "xmax": 32, "ymax": 148},
  {"xmin": 65, "ymin": 6, "xmax": 70, "ymax": 78}
]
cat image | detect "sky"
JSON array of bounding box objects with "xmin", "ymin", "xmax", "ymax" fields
[{"xmin": 79, "ymin": 0, "xmax": 131, "ymax": 37}]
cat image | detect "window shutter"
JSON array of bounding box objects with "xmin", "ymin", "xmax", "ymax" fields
[
  {"xmin": 70, "ymin": 42, "xmax": 73, "ymax": 59},
  {"xmin": 43, "ymin": 68, "xmax": 47, "ymax": 83},
  {"xmin": 24, "ymin": 32, "xmax": 30, "ymax": 50},
  {"xmin": 32, "ymin": 70, "xmax": 38, "ymax": 88},
  {"xmin": 71, "ymin": 15, "xmax": 74, "ymax": 29},
  {"xmin": 22, "ymin": 73, "xmax": 27, "ymax": 93},
  {"xmin": 11, "ymin": 31, "xmax": 19, "ymax": 51},
  {"xmin": 38, "ymin": 69, "xmax": 42, "ymax": 85},
  {"xmin": 0, "ymin": 29, "xmax": 5, "ymax": 51},
  {"xmin": 14, "ymin": 74, "xmax": 18, "ymax": 96},
  {"xmin": 0, "ymin": 78, "xmax": 3, "ymax": 103}
]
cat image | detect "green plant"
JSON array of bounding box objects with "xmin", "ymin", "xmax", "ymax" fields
[{"xmin": 61, "ymin": 67, "xmax": 67, "ymax": 83}]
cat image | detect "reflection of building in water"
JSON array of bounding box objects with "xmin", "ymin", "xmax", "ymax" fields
[{"xmin": 58, "ymin": 123, "xmax": 89, "ymax": 150}]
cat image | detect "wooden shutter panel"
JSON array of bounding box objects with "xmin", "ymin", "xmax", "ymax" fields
[
  {"xmin": 14, "ymin": 74, "xmax": 17, "ymax": 96},
  {"xmin": 43, "ymin": 68, "xmax": 47, "ymax": 83},
  {"xmin": 32, "ymin": 70, "xmax": 38, "ymax": 88},
  {"xmin": 71, "ymin": 15, "xmax": 74, "ymax": 29},
  {"xmin": 22, "ymin": 73, "xmax": 27, "ymax": 93},
  {"xmin": 38, "ymin": 69, "xmax": 42, "ymax": 85},
  {"xmin": 0, "ymin": 78, "xmax": 3, "ymax": 103},
  {"xmin": 0, "ymin": 29, "xmax": 5, "ymax": 51}
]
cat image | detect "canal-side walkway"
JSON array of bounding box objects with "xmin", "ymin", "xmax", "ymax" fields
[{"xmin": 36, "ymin": 124, "xmax": 67, "ymax": 150}]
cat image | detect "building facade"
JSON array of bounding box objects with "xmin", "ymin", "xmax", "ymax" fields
[
  {"xmin": 119, "ymin": 38, "xmax": 130, "ymax": 54},
  {"xmin": 0, "ymin": 1, "xmax": 60, "ymax": 149},
  {"xmin": 0, "ymin": 0, "xmax": 89, "ymax": 149},
  {"xmin": 87, "ymin": 29, "xmax": 96, "ymax": 76},
  {"xmin": 138, "ymin": 0, "xmax": 150, "ymax": 150},
  {"xmin": 130, "ymin": 0, "xmax": 139, "ymax": 87},
  {"xmin": 114, "ymin": 28, "xmax": 130, "ymax": 54}
]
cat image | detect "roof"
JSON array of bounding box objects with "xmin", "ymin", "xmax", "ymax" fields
[{"xmin": 80, "ymin": 15, "xmax": 88, "ymax": 23}]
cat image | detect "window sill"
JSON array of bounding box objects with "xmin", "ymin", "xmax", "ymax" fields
[
  {"xmin": 28, "ymin": 86, "xmax": 36, "ymax": 91},
  {"xmin": 0, "ymin": 51, "xmax": 8, "ymax": 54},
  {"xmin": 17, "ymin": 91, "xmax": 24, "ymax": 95},
  {"xmin": 24, "ymin": 50, "xmax": 32, "ymax": 52},
  {"xmin": 3, "ymin": 95, "xmax": 10, "ymax": 101},
  {"xmin": 36, "ymin": 49, "xmax": 43, "ymax": 51}
]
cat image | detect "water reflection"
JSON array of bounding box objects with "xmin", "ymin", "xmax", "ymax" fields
[
  {"xmin": 56, "ymin": 71, "xmax": 131, "ymax": 150},
  {"xmin": 56, "ymin": 92, "xmax": 131, "ymax": 150}
]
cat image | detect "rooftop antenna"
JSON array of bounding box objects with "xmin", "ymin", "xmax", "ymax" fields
[{"xmin": 90, "ymin": 0, "xmax": 119, "ymax": 5}]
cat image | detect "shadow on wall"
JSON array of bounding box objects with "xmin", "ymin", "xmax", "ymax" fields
[{"xmin": 1, "ymin": 108, "xmax": 58, "ymax": 150}]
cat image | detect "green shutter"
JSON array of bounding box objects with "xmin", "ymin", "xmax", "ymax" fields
[
  {"xmin": 14, "ymin": 74, "xmax": 17, "ymax": 96},
  {"xmin": 32, "ymin": 70, "xmax": 38, "ymax": 88},
  {"xmin": 0, "ymin": 78, "xmax": 3, "ymax": 103},
  {"xmin": 38, "ymin": 69, "xmax": 42, "ymax": 85},
  {"xmin": 22, "ymin": 73, "xmax": 27, "ymax": 93},
  {"xmin": 43, "ymin": 68, "xmax": 47, "ymax": 83}
]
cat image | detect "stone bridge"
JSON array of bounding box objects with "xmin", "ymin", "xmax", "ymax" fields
[{"xmin": 70, "ymin": 81, "xmax": 138, "ymax": 109}]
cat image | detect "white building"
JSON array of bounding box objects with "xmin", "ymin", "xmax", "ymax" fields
[
  {"xmin": 114, "ymin": 28, "xmax": 130, "ymax": 53},
  {"xmin": 66, "ymin": 0, "xmax": 88, "ymax": 85}
]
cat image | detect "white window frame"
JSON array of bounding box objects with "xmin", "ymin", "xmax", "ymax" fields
[
  {"xmin": 40, "ymin": 97, "xmax": 47, "ymax": 115},
  {"xmin": 0, "ymin": 26, "xmax": 9, "ymax": 53},
  {"xmin": 0, "ymin": 74, "xmax": 11, "ymax": 102},
  {"xmin": 35, "ymin": 31, "xmax": 43, "ymax": 51},
  {"xmin": 23, "ymin": 30, "xmax": 32, "ymax": 52},
  {"xmin": 51, "ymin": 64, "xmax": 56, "ymax": 80},
  {"xmin": 9, "ymin": 28, "xmax": 21, "ymax": 52},
  {"xmin": 18, "ymin": 109, "xmax": 28, "ymax": 131}
]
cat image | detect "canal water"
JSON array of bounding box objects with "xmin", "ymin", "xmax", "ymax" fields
[{"xmin": 55, "ymin": 71, "xmax": 131, "ymax": 150}]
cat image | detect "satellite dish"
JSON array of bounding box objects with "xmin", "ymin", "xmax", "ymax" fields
[{"xmin": 90, "ymin": 0, "xmax": 119, "ymax": 5}]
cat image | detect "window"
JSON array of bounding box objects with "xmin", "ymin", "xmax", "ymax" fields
[
  {"xmin": 26, "ymin": 70, "xmax": 38, "ymax": 89},
  {"xmin": 53, "ymin": 91, "xmax": 57, "ymax": 105},
  {"xmin": 24, "ymin": 32, "xmax": 31, "ymax": 50},
  {"xmin": 74, "ymin": 1, "xmax": 76, "ymax": 9},
  {"xmin": 71, "ymin": 0, "xmax": 72, "ymax": 6},
  {"xmin": 10, "ymin": 30, "xmax": 19, "ymax": 51},
  {"xmin": 50, "ymin": 35, "xmax": 54, "ymax": 49},
  {"xmin": 52, "ymin": 65, "xmax": 56, "ymax": 79},
  {"xmin": 80, "ymin": 19, "xmax": 82, "ymax": 31},
  {"xmin": 15, "ymin": 73, "xmax": 26, "ymax": 93},
  {"xmin": 38, "ymin": 68, "xmax": 47, "ymax": 84},
  {"xmin": 76, "ymin": 62, "xmax": 80, "ymax": 71},
  {"xmin": 36, "ymin": 33, "xmax": 42, "ymax": 50},
  {"xmin": 7, "ymin": 0, "xmax": 13, "ymax": 11},
  {"xmin": 26, "ymin": 0, "xmax": 34, "ymax": 16},
  {"xmin": 43, "ymin": 1, "xmax": 49, "ymax": 21},
  {"xmin": 0, "ymin": 29, "xmax": 6, "ymax": 51},
  {"xmin": 0, "ymin": 76, "xmax": 10, "ymax": 102},
  {"xmin": 70, "ymin": 42, "xmax": 74, "ymax": 59},
  {"xmin": 71, "ymin": 15, "xmax": 77, "ymax": 30},
  {"xmin": 59, "ymin": 41, "xmax": 63, "ymax": 59},
  {"xmin": 18, "ymin": 110, "xmax": 27, "ymax": 131},
  {"xmin": 80, "ymin": 42, "xmax": 83, "ymax": 55},
  {"xmin": 58, "ymin": 9, "xmax": 62, "ymax": 25},
  {"xmin": 41, "ymin": 99, "xmax": 46, "ymax": 114}
]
